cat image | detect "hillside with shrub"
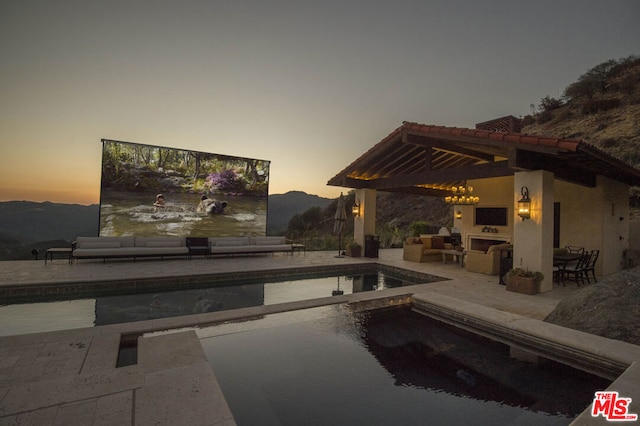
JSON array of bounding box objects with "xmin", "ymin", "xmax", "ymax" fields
[{"xmin": 522, "ymin": 55, "xmax": 640, "ymax": 200}]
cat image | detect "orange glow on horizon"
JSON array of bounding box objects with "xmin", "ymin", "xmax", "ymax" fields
[
  {"xmin": 0, "ymin": 182, "xmax": 344, "ymax": 206},
  {"xmin": 0, "ymin": 186, "xmax": 99, "ymax": 205}
]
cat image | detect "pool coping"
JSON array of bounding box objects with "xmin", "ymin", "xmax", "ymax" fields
[
  {"xmin": 0, "ymin": 262, "xmax": 446, "ymax": 304},
  {"xmin": 2, "ymin": 251, "xmax": 638, "ymax": 425},
  {"xmin": 411, "ymin": 292, "xmax": 640, "ymax": 424}
]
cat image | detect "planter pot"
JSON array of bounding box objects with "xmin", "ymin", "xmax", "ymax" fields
[{"xmin": 505, "ymin": 275, "xmax": 539, "ymax": 295}]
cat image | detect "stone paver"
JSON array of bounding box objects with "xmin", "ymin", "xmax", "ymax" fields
[{"xmin": 0, "ymin": 249, "xmax": 633, "ymax": 424}]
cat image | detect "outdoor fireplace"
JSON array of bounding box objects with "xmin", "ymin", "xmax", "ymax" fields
[{"xmin": 466, "ymin": 233, "xmax": 510, "ymax": 252}]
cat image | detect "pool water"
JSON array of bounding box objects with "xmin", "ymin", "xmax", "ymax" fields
[
  {"xmin": 0, "ymin": 269, "xmax": 427, "ymax": 336},
  {"xmin": 200, "ymin": 305, "xmax": 610, "ymax": 426}
]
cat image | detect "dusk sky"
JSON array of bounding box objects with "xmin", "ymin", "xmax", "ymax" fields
[{"xmin": 1, "ymin": 0, "xmax": 638, "ymax": 205}]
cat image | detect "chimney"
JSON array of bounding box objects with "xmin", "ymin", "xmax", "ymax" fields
[{"xmin": 475, "ymin": 116, "xmax": 522, "ymax": 133}]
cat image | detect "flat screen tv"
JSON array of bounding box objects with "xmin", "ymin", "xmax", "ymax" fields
[{"xmin": 474, "ymin": 207, "xmax": 508, "ymax": 226}]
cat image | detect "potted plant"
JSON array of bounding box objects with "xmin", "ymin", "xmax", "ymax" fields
[
  {"xmin": 504, "ymin": 268, "xmax": 544, "ymax": 295},
  {"xmin": 345, "ymin": 241, "xmax": 362, "ymax": 257}
]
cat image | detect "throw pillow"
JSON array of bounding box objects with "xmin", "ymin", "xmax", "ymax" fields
[
  {"xmin": 419, "ymin": 237, "xmax": 433, "ymax": 249},
  {"xmin": 431, "ymin": 237, "xmax": 445, "ymax": 249}
]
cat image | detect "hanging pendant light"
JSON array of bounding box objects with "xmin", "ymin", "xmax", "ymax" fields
[{"xmin": 444, "ymin": 184, "xmax": 479, "ymax": 205}]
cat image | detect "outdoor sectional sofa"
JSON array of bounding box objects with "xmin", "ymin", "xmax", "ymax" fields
[
  {"xmin": 72, "ymin": 236, "xmax": 188, "ymax": 261},
  {"xmin": 208, "ymin": 236, "xmax": 294, "ymax": 256},
  {"xmin": 402, "ymin": 235, "xmax": 455, "ymax": 262},
  {"xmin": 72, "ymin": 235, "xmax": 295, "ymax": 261},
  {"xmin": 465, "ymin": 243, "xmax": 513, "ymax": 275}
]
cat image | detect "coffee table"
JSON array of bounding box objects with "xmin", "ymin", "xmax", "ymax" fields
[{"xmin": 441, "ymin": 249, "xmax": 466, "ymax": 267}]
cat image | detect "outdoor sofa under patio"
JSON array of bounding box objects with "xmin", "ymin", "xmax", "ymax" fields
[{"xmin": 72, "ymin": 235, "xmax": 297, "ymax": 261}]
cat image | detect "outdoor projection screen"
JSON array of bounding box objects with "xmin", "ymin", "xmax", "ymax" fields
[{"xmin": 99, "ymin": 139, "xmax": 270, "ymax": 237}]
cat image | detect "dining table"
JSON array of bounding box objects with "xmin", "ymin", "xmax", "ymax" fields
[
  {"xmin": 553, "ymin": 253, "xmax": 582, "ymax": 264},
  {"xmin": 552, "ymin": 252, "xmax": 582, "ymax": 283}
]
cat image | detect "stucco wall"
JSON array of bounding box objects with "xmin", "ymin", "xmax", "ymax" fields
[
  {"xmin": 455, "ymin": 174, "xmax": 630, "ymax": 279},
  {"xmin": 554, "ymin": 176, "xmax": 628, "ymax": 275},
  {"xmin": 629, "ymin": 219, "xmax": 640, "ymax": 251},
  {"xmin": 456, "ymin": 176, "xmax": 514, "ymax": 242},
  {"xmin": 513, "ymin": 171, "xmax": 555, "ymax": 292},
  {"xmin": 354, "ymin": 188, "xmax": 377, "ymax": 249}
]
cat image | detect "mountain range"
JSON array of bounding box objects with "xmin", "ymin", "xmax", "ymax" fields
[{"xmin": 266, "ymin": 191, "xmax": 333, "ymax": 233}]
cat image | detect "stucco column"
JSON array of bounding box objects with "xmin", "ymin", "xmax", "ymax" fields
[
  {"xmin": 354, "ymin": 188, "xmax": 376, "ymax": 248},
  {"xmin": 513, "ymin": 170, "xmax": 554, "ymax": 292}
]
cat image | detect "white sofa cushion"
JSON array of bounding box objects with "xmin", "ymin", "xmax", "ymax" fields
[
  {"xmin": 135, "ymin": 237, "xmax": 185, "ymax": 247},
  {"xmin": 79, "ymin": 241, "xmax": 121, "ymax": 249},
  {"xmin": 210, "ymin": 237, "xmax": 251, "ymax": 246},
  {"xmin": 251, "ymin": 236, "xmax": 286, "ymax": 245},
  {"xmin": 146, "ymin": 240, "xmax": 182, "ymax": 247},
  {"xmin": 75, "ymin": 236, "xmax": 134, "ymax": 248}
]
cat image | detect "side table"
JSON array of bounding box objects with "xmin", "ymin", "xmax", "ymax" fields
[
  {"xmin": 45, "ymin": 247, "xmax": 73, "ymax": 265},
  {"xmin": 441, "ymin": 249, "xmax": 466, "ymax": 267}
]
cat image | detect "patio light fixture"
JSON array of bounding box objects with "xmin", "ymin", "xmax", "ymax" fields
[
  {"xmin": 444, "ymin": 184, "xmax": 479, "ymax": 205},
  {"xmin": 352, "ymin": 201, "xmax": 361, "ymax": 217},
  {"xmin": 518, "ymin": 186, "xmax": 531, "ymax": 220}
]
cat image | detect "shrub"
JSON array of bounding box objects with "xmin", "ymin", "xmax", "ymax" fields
[
  {"xmin": 506, "ymin": 267, "xmax": 544, "ymax": 283},
  {"xmin": 599, "ymin": 138, "xmax": 618, "ymax": 148},
  {"xmin": 521, "ymin": 115, "xmax": 535, "ymax": 126},
  {"xmin": 205, "ymin": 169, "xmax": 247, "ymax": 193},
  {"xmin": 537, "ymin": 110, "xmax": 553, "ymax": 124},
  {"xmin": 538, "ymin": 95, "xmax": 563, "ymax": 112},
  {"xmin": 408, "ymin": 221, "xmax": 431, "ymax": 237},
  {"xmin": 581, "ymin": 98, "xmax": 621, "ymax": 115}
]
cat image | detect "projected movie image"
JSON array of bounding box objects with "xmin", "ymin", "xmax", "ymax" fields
[{"xmin": 100, "ymin": 139, "xmax": 269, "ymax": 237}]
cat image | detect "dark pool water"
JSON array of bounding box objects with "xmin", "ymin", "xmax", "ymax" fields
[
  {"xmin": 201, "ymin": 305, "xmax": 610, "ymax": 426},
  {"xmin": 0, "ymin": 270, "xmax": 423, "ymax": 336}
]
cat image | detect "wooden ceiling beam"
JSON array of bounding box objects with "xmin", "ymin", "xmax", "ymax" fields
[
  {"xmin": 378, "ymin": 187, "xmax": 448, "ymax": 197},
  {"xmin": 360, "ymin": 161, "xmax": 513, "ymax": 190},
  {"xmin": 406, "ymin": 129, "xmax": 562, "ymax": 156},
  {"xmin": 403, "ymin": 131, "xmax": 496, "ymax": 162},
  {"xmin": 360, "ymin": 143, "xmax": 419, "ymax": 178}
]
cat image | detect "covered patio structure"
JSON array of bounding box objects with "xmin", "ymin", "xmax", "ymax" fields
[{"xmin": 328, "ymin": 120, "xmax": 640, "ymax": 292}]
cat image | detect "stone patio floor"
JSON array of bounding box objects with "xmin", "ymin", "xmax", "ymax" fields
[{"xmin": 0, "ymin": 249, "xmax": 638, "ymax": 425}]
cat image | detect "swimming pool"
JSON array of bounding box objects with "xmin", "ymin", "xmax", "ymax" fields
[
  {"xmin": 200, "ymin": 305, "xmax": 610, "ymax": 426},
  {"xmin": 0, "ymin": 266, "xmax": 441, "ymax": 336}
]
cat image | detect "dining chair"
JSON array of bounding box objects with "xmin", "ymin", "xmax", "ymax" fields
[
  {"xmin": 552, "ymin": 263, "xmax": 565, "ymax": 285},
  {"xmin": 563, "ymin": 252, "xmax": 591, "ymax": 286},
  {"xmin": 585, "ymin": 249, "xmax": 599, "ymax": 283},
  {"xmin": 565, "ymin": 245, "xmax": 585, "ymax": 254}
]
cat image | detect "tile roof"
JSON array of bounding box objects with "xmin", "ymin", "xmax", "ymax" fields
[
  {"xmin": 328, "ymin": 121, "xmax": 640, "ymax": 191},
  {"xmin": 401, "ymin": 121, "xmax": 582, "ymax": 152}
]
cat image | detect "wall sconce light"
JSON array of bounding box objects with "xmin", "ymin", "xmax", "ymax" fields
[
  {"xmin": 517, "ymin": 186, "xmax": 531, "ymax": 220},
  {"xmin": 455, "ymin": 210, "xmax": 462, "ymax": 220},
  {"xmin": 352, "ymin": 201, "xmax": 361, "ymax": 217}
]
